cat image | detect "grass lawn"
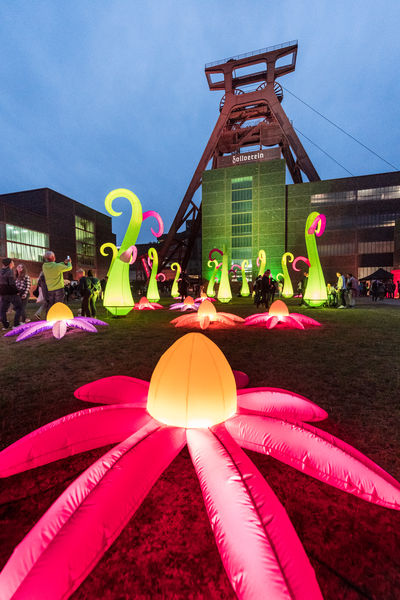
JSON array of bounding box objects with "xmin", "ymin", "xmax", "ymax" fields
[{"xmin": 1, "ymin": 296, "xmax": 400, "ymax": 599}]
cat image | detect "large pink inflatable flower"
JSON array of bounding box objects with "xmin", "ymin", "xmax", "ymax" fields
[
  {"xmin": 0, "ymin": 333, "xmax": 399, "ymax": 600},
  {"xmin": 245, "ymin": 299, "xmax": 321, "ymax": 329}
]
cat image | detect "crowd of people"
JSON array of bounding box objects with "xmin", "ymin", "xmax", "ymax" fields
[
  {"xmin": 324, "ymin": 271, "xmax": 399, "ymax": 308},
  {"xmin": 0, "ymin": 251, "xmax": 103, "ymax": 330},
  {"xmin": 1, "ymin": 252, "xmax": 400, "ymax": 329}
]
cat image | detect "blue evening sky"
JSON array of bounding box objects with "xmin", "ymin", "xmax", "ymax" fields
[{"xmin": 1, "ymin": 0, "xmax": 399, "ymax": 243}]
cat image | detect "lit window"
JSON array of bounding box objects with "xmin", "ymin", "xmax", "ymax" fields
[
  {"xmin": 358, "ymin": 241, "xmax": 394, "ymax": 254},
  {"xmin": 231, "ymin": 177, "xmax": 253, "ymax": 265},
  {"xmin": 75, "ymin": 215, "xmax": 95, "ymax": 266},
  {"xmin": 5, "ymin": 224, "xmax": 49, "ymax": 262}
]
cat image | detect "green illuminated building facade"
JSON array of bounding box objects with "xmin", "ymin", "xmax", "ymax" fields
[
  {"xmin": 202, "ymin": 159, "xmax": 286, "ymax": 279},
  {"xmin": 202, "ymin": 157, "xmax": 400, "ymax": 285}
]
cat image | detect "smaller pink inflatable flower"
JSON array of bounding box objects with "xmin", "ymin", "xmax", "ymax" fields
[
  {"xmin": 169, "ymin": 296, "xmax": 199, "ymax": 312},
  {"xmin": 171, "ymin": 299, "xmax": 243, "ymax": 330},
  {"xmin": 133, "ymin": 297, "xmax": 163, "ymax": 310},
  {"xmin": 245, "ymin": 300, "xmax": 321, "ymax": 330},
  {"xmin": 195, "ymin": 292, "xmax": 216, "ymax": 303}
]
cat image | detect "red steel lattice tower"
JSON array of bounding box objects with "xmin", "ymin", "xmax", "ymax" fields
[{"xmin": 159, "ymin": 41, "xmax": 319, "ymax": 271}]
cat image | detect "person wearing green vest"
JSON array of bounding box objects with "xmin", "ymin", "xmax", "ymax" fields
[{"xmin": 42, "ymin": 250, "xmax": 72, "ymax": 309}]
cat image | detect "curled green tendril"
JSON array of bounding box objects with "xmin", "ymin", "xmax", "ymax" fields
[
  {"xmin": 171, "ymin": 262, "xmax": 181, "ymax": 298},
  {"xmin": 217, "ymin": 244, "xmax": 232, "ymax": 303},
  {"xmin": 206, "ymin": 259, "xmax": 218, "ymax": 298},
  {"xmin": 147, "ymin": 247, "xmax": 160, "ymax": 303},
  {"xmin": 257, "ymin": 250, "xmax": 266, "ymax": 277},
  {"xmin": 240, "ymin": 259, "xmax": 250, "ymax": 297},
  {"xmin": 303, "ymin": 211, "xmax": 327, "ymax": 307},
  {"xmin": 100, "ymin": 243, "xmax": 118, "ymax": 277},
  {"xmin": 281, "ymin": 252, "xmax": 294, "ymax": 299},
  {"xmin": 103, "ymin": 189, "xmax": 143, "ymax": 316}
]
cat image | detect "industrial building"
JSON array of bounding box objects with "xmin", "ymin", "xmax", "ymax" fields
[
  {"xmin": 0, "ymin": 188, "xmax": 115, "ymax": 285},
  {"xmin": 202, "ymin": 156, "xmax": 400, "ymax": 284},
  {"xmin": 159, "ymin": 41, "xmax": 400, "ymax": 288}
]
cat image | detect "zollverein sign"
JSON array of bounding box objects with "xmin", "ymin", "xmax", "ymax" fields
[{"xmin": 216, "ymin": 148, "xmax": 281, "ymax": 169}]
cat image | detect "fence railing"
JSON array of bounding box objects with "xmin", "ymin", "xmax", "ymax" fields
[{"xmin": 205, "ymin": 40, "xmax": 298, "ymax": 69}]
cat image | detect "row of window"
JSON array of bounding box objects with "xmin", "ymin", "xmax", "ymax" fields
[
  {"xmin": 358, "ymin": 241, "xmax": 394, "ymax": 254},
  {"xmin": 6, "ymin": 241, "xmax": 47, "ymax": 263},
  {"xmin": 1, "ymin": 220, "xmax": 97, "ymax": 265},
  {"xmin": 232, "ymin": 177, "xmax": 253, "ymax": 264},
  {"xmin": 75, "ymin": 216, "xmax": 95, "ymax": 264},
  {"xmin": 232, "ymin": 188, "xmax": 252, "ymax": 202},
  {"xmin": 75, "ymin": 215, "xmax": 95, "ymax": 233},
  {"xmin": 6, "ymin": 224, "xmax": 49, "ymax": 248},
  {"xmin": 318, "ymin": 241, "xmax": 395, "ymax": 257},
  {"xmin": 311, "ymin": 185, "xmax": 400, "ymax": 205},
  {"xmin": 232, "ymin": 212, "xmax": 252, "ymax": 225},
  {"xmin": 232, "ymin": 223, "xmax": 252, "ymax": 235},
  {"xmin": 327, "ymin": 212, "xmax": 398, "ymax": 229},
  {"xmin": 232, "ymin": 176, "xmax": 253, "ymax": 190},
  {"xmin": 232, "ymin": 200, "xmax": 252, "ymax": 213},
  {"xmin": 232, "ymin": 248, "xmax": 252, "ymax": 260}
]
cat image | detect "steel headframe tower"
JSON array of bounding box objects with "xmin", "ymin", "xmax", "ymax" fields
[{"xmin": 159, "ymin": 40, "xmax": 319, "ymax": 271}]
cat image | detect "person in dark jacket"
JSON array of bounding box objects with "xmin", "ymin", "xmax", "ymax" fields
[
  {"xmin": 76, "ymin": 268, "xmax": 92, "ymax": 317},
  {"xmin": 253, "ymin": 275, "xmax": 262, "ymax": 307},
  {"xmin": 0, "ymin": 258, "xmax": 22, "ymax": 330},
  {"xmin": 261, "ymin": 269, "xmax": 276, "ymax": 310}
]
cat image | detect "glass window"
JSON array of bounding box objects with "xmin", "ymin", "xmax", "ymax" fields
[
  {"xmin": 231, "ymin": 177, "xmax": 253, "ymax": 264},
  {"xmin": 5, "ymin": 224, "xmax": 49, "ymax": 262},
  {"xmin": 318, "ymin": 243, "xmax": 355, "ymax": 256},
  {"xmin": 75, "ymin": 215, "xmax": 95, "ymax": 266},
  {"xmin": 358, "ymin": 241, "xmax": 394, "ymax": 254}
]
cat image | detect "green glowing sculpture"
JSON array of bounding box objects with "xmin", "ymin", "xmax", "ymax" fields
[
  {"xmin": 171, "ymin": 262, "xmax": 181, "ymax": 298},
  {"xmin": 303, "ymin": 212, "xmax": 327, "ymax": 307},
  {"xmin": 100, "ymin": 189, "xmax": 142, "ymax": 316},
  {"xmin": 240, "ymin": 259, "xmax": 250, "ymax": 297},
  {"xmin": 206, "ymin": 260, "xmax": 218, "ymax": 298},
  {"xmin": 217, "ymin": 245, "xmax": 232, "ymax": 303},
  {"xmin": 281, "ymin": 252, "xmax": 294, "ymax": 299},
  {"xmin": 257, "ymin": 250, "xmax": 266, "ymax": 276},
  {"xmin": 147, "ymin": 248, "xmax": 160, "ymax": 303}
]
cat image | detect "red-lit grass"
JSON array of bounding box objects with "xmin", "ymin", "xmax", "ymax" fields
[{"xmin": 0, "ymin": 297, "xmax": 399, "ymax": 599}]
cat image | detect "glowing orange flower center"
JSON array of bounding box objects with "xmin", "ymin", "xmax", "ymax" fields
[
  {"xmin": 46, "ymin": 302, "xmax": 73, "ymax": 322},
  {"xmin": 138, "ymin": 297, "xmax": 150, "ymax": 306},
  {"xmin": 268, "ymin": 300, "xmax": 289, "ymax": 318},
  {"xmin": 197, "ymin": 299, "xmax": 217, "ymax": 321},
  {"xmin": 147, "ymin": 333, "xmax": 237, "ymax": 428},
  {"xmin": 183, "ymin": 296, "xmax": 195, "ymax": 305}
]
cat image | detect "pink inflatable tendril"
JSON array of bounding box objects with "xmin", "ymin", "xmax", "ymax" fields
[
  {"xmin": 307, "ymin": 214, "xmax": 326, "ymax": 237},
  {"xmin": 209, "ymin": 248, "xmax": 223, "ymax": 261},
  {"xmin": 120, "ymin": 245, "xmax": 138, "ymax": 265},
  {"xmin": 156, "ymin": 273, "xmax": 166, "ymax": 282},
  {"xmin": 143, "ymin": 211, "xmax": 164, "ymax": 238},
  {"xmin": 293, "ymin": 256, "xmax": 311, "ymax": 272},
  {"xmin": 141, "ymin": 257, "xmax": 150, "ymax": 278}
]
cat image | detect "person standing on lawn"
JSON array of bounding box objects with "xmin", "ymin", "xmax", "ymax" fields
[
  {"xmin": 42, "ymin": 251, "xmax": 72, "ymax": 309},
  {"xmin": 336, "ymin": 271, "xmax": 347, "ymax": 308},
  {"xmin": 346, "ymin": 273, "xmax": 358, "ymax": 308},
  {"xmin": 76, "ymin": 268, "xmax": 92, "ymax": 317},
  {"xmin": 15, "ymin": 263, "xmax": 31, "ymax": 323},
  {"xmin": 0, "ymin": 258, "xmax": 22, "ymax": 330}
]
